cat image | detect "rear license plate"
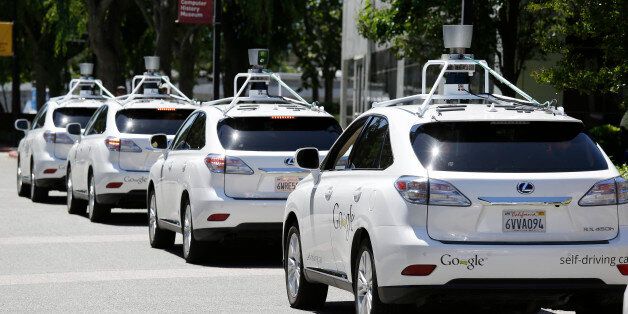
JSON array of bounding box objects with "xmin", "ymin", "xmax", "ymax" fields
[
  {"xmin": 275, "ymin": 176, "xmax": 302, "ymax": 192},
  {"xmin": 502, "ymin": 210, "xmax": 546, "ymax": 233}
]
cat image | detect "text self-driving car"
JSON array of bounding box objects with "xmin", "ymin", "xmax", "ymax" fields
[
  {"xmin": 282, "ymin": 26, "xmax": 627, "ymax": 314},
  {"xmin": 65, "ymin": 57, "xmax": 197, "ymax": 222},
  {"xmin": 146, "ymin": 49, "xmax": 343, "ymax": 263},
  {"xmin": 14, "ymin": 63, "xmax": 114, "ymax": 202}
]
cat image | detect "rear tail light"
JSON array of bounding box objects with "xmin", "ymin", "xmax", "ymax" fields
[
  {"xmin": 204, "ymin": 154, "xmax": 253, "ymax": 175},
  {"xmin": 104, "ymin": 137, "xmax": 142, "ymax": 152},
  {"xmin": 394, "ymin": 176, "xmax": 470, "ymax": 206},
  {"xmin": 43, "ymin": 131, "xmax": 74, "ymax": 144},
  {"xmin": 401, "ymin": 264, "xmax": 436, "ymax": 276},
  {"xmin": 579, "ymin": 177, "xmax": 627, "ymax": 206},
  {"xmin": 617, "ymin": 264, "xmax": 628, "ymax": 275}
]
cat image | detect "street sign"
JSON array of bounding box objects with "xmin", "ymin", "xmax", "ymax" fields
[
  {"xmin": 0, "ymin": 22, "xmax": 13, "ymax": 57},
  {"xmin": 178, "ymin": 0, "xmax": 213, "ymax": 24}
]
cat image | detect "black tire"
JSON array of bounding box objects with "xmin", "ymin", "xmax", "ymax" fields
[
  {"xmin": 284, "ymin": 225, "xmax": 328, "ymax": 310},
  {"xmin": 16, "ymin": 158, "xmax": 29, "ymax": 197},
  {"xmin": 354, "ymin": 239, "xmax": 401, "ymax": 314},
  {"xmin": 66, "ymin": 166, "xmax": 86, "ymax": 215},
  {"xmin": 148, "ymin": 188, "xmax": 175, "ymax": 248},
  {"xmin": 30, "ymin": 163, "xmax": 48, "ymax": 203},
  {"xmin": 181, "ymin": 196, "xmax": 202, "ymax": 263},
  {"xmin": 87, "ymin": 173, "xmax": 110, "ymax": 222}
]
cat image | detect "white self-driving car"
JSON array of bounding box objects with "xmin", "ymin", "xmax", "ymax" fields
[
  {"xmin": 65, "ymin": 57, "xmax": 197, "ymax": 222},
  {"xmin": 282, "ymin": 26, "xmax": 627, "ymax": 313},
  {"xmin": 146, "ymin": 49, "xmax": 343, "ymax": 263},
  {"xmin": 14, "ymin": 64, "xmax": 114, "ymax": 202}
]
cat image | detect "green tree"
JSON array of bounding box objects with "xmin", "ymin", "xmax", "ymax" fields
[
  {"xmin": 356, "ymin": 0, "xmax": 540, "ymax": 96},
  {"xmin": 527, "ymin": 1, "xmax": 626, "ymax": 102},
  {"xmin": 290, "ymin": 0, "xmax": 342, "ymax": 105}
]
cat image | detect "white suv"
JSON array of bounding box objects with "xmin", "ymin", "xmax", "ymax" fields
[
  {"xmin": 65, "ymin": 58, "xmax": 197, "ymax": 221},
  {"xmin": 282, "ymin": 27, "xmax": 627, "ymax": 313},
  {"xmin": 14, "ymin": 64, "xmax": 113, "ymax": 202},
  {"xmin": 146, "ymin": 60, "xmax": 342, "ymax": 263}
]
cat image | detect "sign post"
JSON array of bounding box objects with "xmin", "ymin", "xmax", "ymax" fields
[
  {"xmin": 177, "ymin": 0, "xmax": 220, "ymax": 100},
  {"xmin": 0, "ymin": 22, "xmax": 13, "ymax": 57}
]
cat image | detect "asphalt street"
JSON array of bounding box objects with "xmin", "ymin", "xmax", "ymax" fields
[{"xmin": 0, "ymin": 153, "xmax": 620, "ymax": 313}]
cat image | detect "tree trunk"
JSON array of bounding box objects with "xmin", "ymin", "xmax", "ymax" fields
[
  {"xmin": 178, "ymin": 28, "xmax": 198, "ymax": 97},
  {"xmin": 86, "ymin": 0, "xmax": 125, "ymax": 90},
  {"xmin": 323, "ymin": 68, "xmax": 334, "ymax": 105},
  {"xmin": 154, "ymin": 0, "xmax": 176, "ymax": 76}
]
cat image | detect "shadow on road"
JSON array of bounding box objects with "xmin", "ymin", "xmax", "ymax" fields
[
  {"xmin": 315, "ymin": 301, "xmax": 353, "ymax": 313},
  {"xmin": 164, "ymin": 240, "xmax": 283, "ymax": 269},
  {"xmin": 45, "ymin": 196, "xmax": 66, "ymax": 205},
  {"xmin": 105, "ymin": 212, "xmax": 147, "ymax": 226}
]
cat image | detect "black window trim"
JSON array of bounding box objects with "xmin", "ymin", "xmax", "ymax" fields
[
  {"xmin": 31, "ymin": 104, "xmax": 49, "ymax": 129},
  {"xmin": 346, "ymin": 114, "xmax": 394, "ymax": 171}
]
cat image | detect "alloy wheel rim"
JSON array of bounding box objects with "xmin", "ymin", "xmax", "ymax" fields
[
  {"xmin": 30, "ymin": 172, "xmax": 35, "ymax": 197},
  {"xmin": 16, "ymin": 165, "xmax": 22, "ymax": 192},
  {"xmin": 286, "ymin": 233, "xmax": 301, "ymax": 298},
  {"xmin": 66, "ymin": 173, "xmax": 72, "ymax": 207},
  {"xmin": 183, "ymin": 205, "xmax": 191, "ymax": 257},
  {"xmin": 356, "ymin": 250, "xmax": 373, "ymax": 314},
  {"xmin": 88, "ymin": 179, "xmax": 95, "ymax": 216},
  {"xmin": 149, "ymin": 194, "xmax": 157, "ymax": 242}
]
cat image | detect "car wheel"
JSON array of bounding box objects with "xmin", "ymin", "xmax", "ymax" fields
[
  {"xmin": 148, "ymin": 189, "xmax": 175, "ymax": 248},
  {"xmin": 182, "ymin": 198, "xmax": 202, "ymax": 263},
  {"xmin": 16, "ymin": 159, "xmax": 29, "ymax": 197},
  {"xmin": 87, "ymin": 174, "xmax": 110, "ymax": 222},
  {"xmin": 284, "ymin": 225, "xmax": 328, "ymax": 310},
  {"xmin": 30, "ymin": 165, "xmax": 48, "ymax": 203},
  {"xmin": 354, "ymin": 239, "xmax": 399, "ymax": 314},
  {"xmin": 66, "ymin": 167, "xmax": 86, "ymax": 215}
]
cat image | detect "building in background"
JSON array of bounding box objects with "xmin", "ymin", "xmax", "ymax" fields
[{"xmin": 339, "ymin": 0, "xmax": 563, "ymax": 127}]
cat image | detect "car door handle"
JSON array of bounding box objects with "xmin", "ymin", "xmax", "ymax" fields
[
  {"xmin": 353, "ymin": 188, "xmax": 362, "ymax": 203},
  {"xmin": 324, "ymin": 188, "xmax": 333, "ymax": 201}
]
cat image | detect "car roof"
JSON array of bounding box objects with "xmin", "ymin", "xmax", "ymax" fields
[
  {"xmin": 106, "ymin": 97, "xmax": 197, "ymax": 110},
  {"xmin": 200, "ymin": 98, "xmax": 333, "ymax": 119},
  {"xmin": 366, "ymin": 104, "xmax": 581, "ymax": 124},
  {"xmin": 47, "ymin": 97, "xmax": 108, "ymax": 109}
]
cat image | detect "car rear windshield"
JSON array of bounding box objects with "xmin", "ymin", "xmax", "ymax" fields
[
  {"xmin": 53, "ymin": 107, "xmax": 98, "ymax": 128},
  {"xmin": 411, "ymin": 121, "xmax": 608, "ymax": 172},
  {"xmin": 217, "ymin": 116, "xmax": 342, "ymax": 151},
  {"xmin": 115, "ymin": 109, "xmax": 194, "ymax": 135}
]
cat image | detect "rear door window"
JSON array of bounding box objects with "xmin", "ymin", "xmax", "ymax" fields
[
  {"xmin": 411, "ymin": 121, "xmax": 608, "ymax": 172},
  {"xmin": 173, "ymin": 113, "xmax": 205, "ymax": 150},
  {"xmin": 53, "ymin": 107, "xmax": 98, "ymax": 128},
  {"xmin": 217, "ymin": 116, "xmax": 342, "ymax": 151},
  {"xmin": 349, "ymin": 116, "xmax": 393, "ymax": 170},
  {"xmin": 84, "ymin": 106, "xmax": 108, "ymax": 136},
  {"xmin": 115, "ymin": 109, "xmax": 194, "ymax": 135}
]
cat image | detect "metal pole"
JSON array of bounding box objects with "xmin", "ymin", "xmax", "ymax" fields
[
  {"xmin": 462, "ymin": 0, "xmax": 473, "ymax": 25},
  {"xmin": 212, "ymin": 0, "xmax": 222, "ymax": 100},
  {"xmin": 11, "ymin": 0, "xmax": 20, "ymax": 117}
]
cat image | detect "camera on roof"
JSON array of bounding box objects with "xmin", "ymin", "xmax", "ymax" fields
[{"xmin": 248, "ymin": 49, "xmax": 269, "ymax": 69}]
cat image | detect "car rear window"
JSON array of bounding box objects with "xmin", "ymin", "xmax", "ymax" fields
[
  {"xmin": 53, "ymin": 107, "xmax": 98, "ymax": 128},
  {"xmin": 411, "ymin": 121, "xmax": 608, "ymax": 172},
  {"xmin": 115, "ymin": 109, "xmax": 194, "ymax": 135},
  {"xmin": 217, "ymin": 116, "xmax": 342, "ymax": 151}
]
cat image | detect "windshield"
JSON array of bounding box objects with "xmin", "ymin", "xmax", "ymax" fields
[
  {"xmin": 411, "ymin": 121, "xmax": 608, "ymax": 172},
  {"xmin": 53, "ymin": 107, "xmax": 98, "ymax": 128},
  {"xmin": 218, "ymin": 116, "xmax": 342, "ymax": 151},
  {"xmin": 115, "ymin": 109, "xmax": 194, "ymax": 135}
]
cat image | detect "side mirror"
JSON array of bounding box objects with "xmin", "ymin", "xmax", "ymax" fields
[
  {"xmin": 66, "ymin": 123, "xmax": 82, "ymax": 136},
  {"xmin": 295, "ymin": 147, "xmax": 320, "ymax": 170},
  {"xmin": 14, "ymin": 119, "xmax": 30, "ymax": 132},
  {"xmin": 150, "ymin": 134, "xmax": 168, "ymax": 150}
]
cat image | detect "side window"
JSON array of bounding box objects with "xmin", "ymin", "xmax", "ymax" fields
[
  {"xmin": 182, "ymin": 113, "xmax": 206, "ymax": 150},
  {"xmin": 348, "ymin": 116, "xmax": 393, "ymax": 170},
  {"xmin": 31, "ymin": 105, "xmax": 48, "ymax": 129},
  {"xmin": 171, "ymin": 113, "xmax": 197, "ymax": 150},
  {"xmin": 322, "ymin": 117, "xmax": 370, "ymax": 171},
  {"xmin": 84, "ymin": 106, "xmax": 108, "ymax": 136}
]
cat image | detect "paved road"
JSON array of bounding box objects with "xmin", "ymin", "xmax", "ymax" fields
[{"xmin": 0, "ymin": 154, "xmax": 621, "ymax": 313}]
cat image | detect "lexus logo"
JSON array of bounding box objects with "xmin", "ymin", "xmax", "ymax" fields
[
  {"xmin": 284, "ymin": 157, "xmax": 295, "ymax": 166},
  {"xmin": 516, "ymin": 182, "xmax": 535, "ymax": 194}
]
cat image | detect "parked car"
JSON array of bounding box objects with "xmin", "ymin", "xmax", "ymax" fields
[
  {"xmin": 14, "ymin": 63, "xmax": 114, "ymax": 202},
  {"xmin": 146, "ymin": 50, "xmax": 343, "ymax": 263},
  {"xmin": 282, "ymin": 27, "xmax": 627, "ymax": 313},
  {"xmin": 65, "ymin": 57, "xmax": 197, "ymax": 222}
]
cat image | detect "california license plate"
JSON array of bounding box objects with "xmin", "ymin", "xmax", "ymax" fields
[
  {"xmin": 275, "ymin": 177, "xmax": 302, "ymax": 192},
  {"xmin": 502, "ymin": 210, "xmax": 546, "ymax": 232}
]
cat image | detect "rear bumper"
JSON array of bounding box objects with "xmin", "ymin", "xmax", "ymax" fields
[
  {"xmin": 34, "ymin": 177, "xmax": 66, "ymax": 191},
  {"xmin": 96, "ymin": 190, "xmax": 147, "ymax": 208},
  {"xmin": 94, "ymin": 168, "xmax": 149, "ymax": 197},
  {"xmin": 193, "ymin": 223, "xmax": 282, "ymax": 242},
  {"xmin": 372, "ymin": 226, "xmax": 628, "ymax": 289},
  {"xmin": 33, "ymin": 156, "xmax": 66, "ymax": 180},
  {"xmin": 378, "ymin": 279, "xmax": 626, "ymax": 304},
  {"xmin": 188, "ymin": 187, "xmax": 286, "ymax": 240}
]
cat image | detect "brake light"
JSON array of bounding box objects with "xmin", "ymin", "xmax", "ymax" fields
[
  {"xmin": 104, "ymin": 137, "xmax": 142, "ymax": 152},
  {"xmin": 204, "ymin": 154, "xmax": 253, "ymax": 175},
  {"xmin": 401, "ymin": 264, "xmax": 436, "ymax": 276},
  {"xmin": 156, "ymin": 107, "xmax": 176, "ymax": 111},
  {"xmin": 43, "ymin": 131, "xmax": 74, "ymax": 144},
  {"xmin": 271, "ymin": 116, "xmax": 296, "ymax": 119},
  {"xmin": 394, "ymin": 176, "xmax": 470, "ymax": 206},
  {"xmin": 579, "ymin": 177, "xmax": 628, "ymax": 206}
]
